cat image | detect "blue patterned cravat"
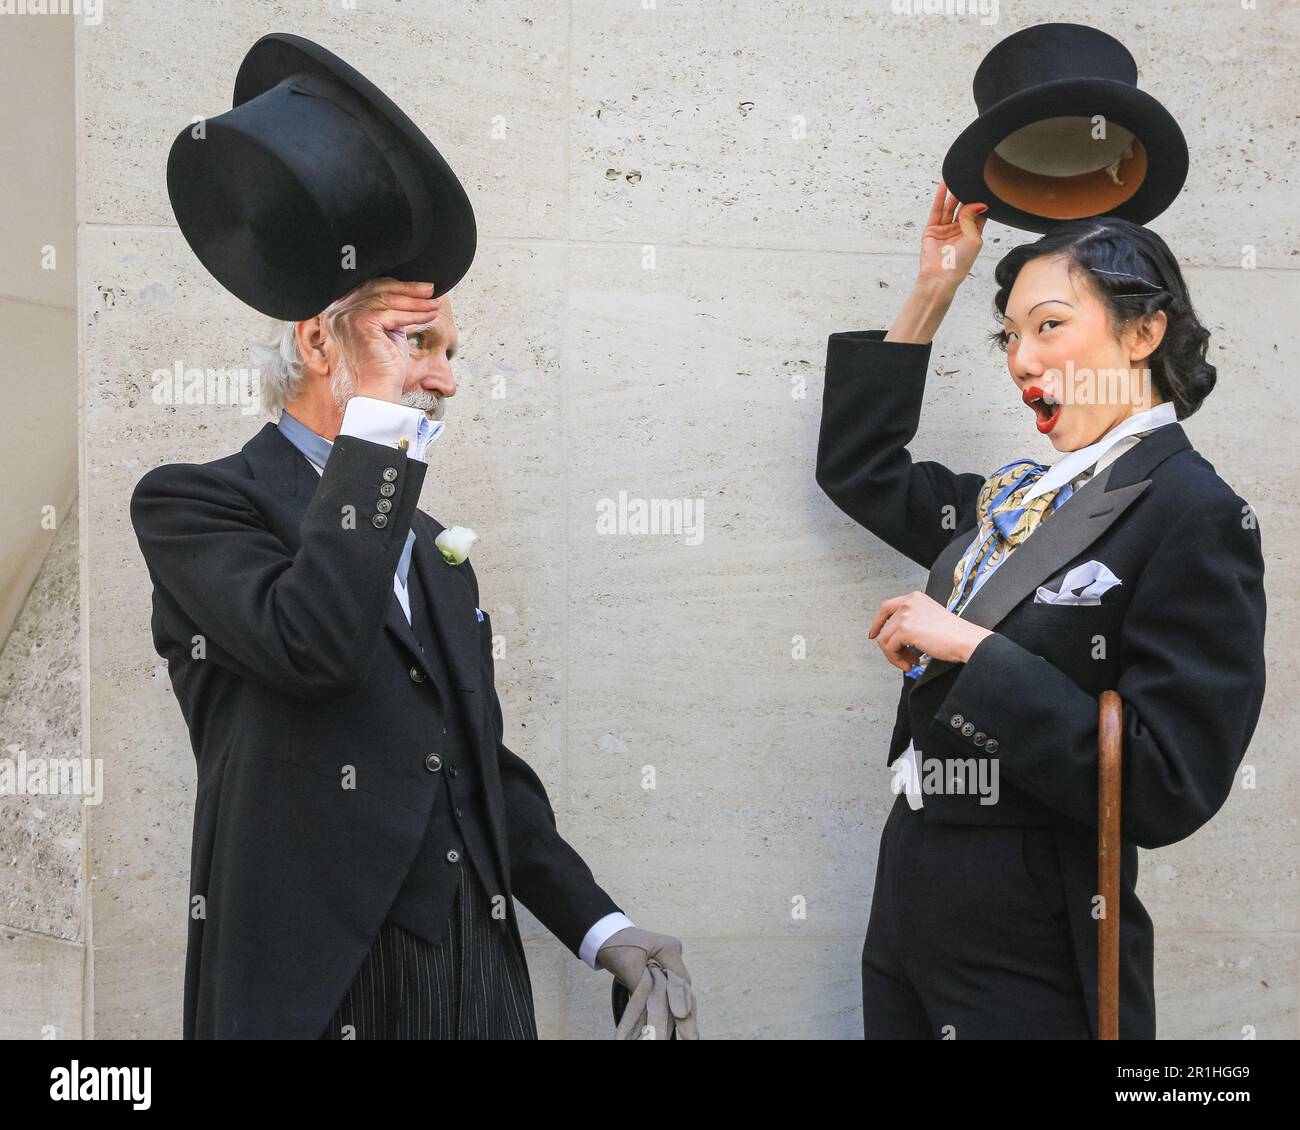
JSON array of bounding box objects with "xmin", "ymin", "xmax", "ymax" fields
[{"xmin": 906, "ymin": 459, "xmax": 1073, "ymax": 678}]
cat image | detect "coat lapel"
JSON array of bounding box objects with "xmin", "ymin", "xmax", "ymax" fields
[
  {"xmin": 911, "ymin": 422, "xmax": 1191, "ymax": 691},
  {"xmin": 400, "ymin": 511, "xmax": 482, "ymax": 698}
]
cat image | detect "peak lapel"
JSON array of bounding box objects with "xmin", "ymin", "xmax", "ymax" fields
[
  {"xmin": 908, "ymin": 423, "xmax": 1187, "ymax": 692},
  {"xmin": 404, "ymin": 512, "xmax": 483, "ymax": 698}
]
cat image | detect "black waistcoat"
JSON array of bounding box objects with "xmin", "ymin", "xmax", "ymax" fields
[{"xmin": 383, "ymin": 556, "xmax": 509, "ymax": 943}]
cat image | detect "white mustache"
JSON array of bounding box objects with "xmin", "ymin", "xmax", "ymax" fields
[
  {"xmin": 331, "ymin": 358, "xmax": 446, "ymax": 422},
  {"xmin": 400, "ymin": 389, "xmax": 445, "ymax": 421}
]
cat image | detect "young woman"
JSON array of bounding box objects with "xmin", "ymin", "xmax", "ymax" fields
[{"xmin": 816, "ymin": 181, "xmax": 1267, "ymax": 1039}]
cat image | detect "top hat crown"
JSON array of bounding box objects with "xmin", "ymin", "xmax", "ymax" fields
[
  {"xmin": 166, "ymin": 33, "xmax": 476, "ymax": 320},
  {"xmin": 942, "ymin": 23, "xmax": 1188, "ymax": 233}
]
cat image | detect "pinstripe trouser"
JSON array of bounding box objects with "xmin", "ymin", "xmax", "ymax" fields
[{"xmin": 319, "ymin": 862, "xmax": 538, "ymax": 1040}]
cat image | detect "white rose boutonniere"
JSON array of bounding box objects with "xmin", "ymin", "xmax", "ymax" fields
[{"xmin": 435, "ymin": 525, "xmax": 478, "ymax": 565}]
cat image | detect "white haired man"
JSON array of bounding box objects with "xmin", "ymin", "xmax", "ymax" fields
[{"xmin": 131, "ymin": 278, "xmax": 698, "ymax": 1039}]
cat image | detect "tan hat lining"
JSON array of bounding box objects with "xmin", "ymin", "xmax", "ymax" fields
[{"xmin": 983, "ymin": 118, "xmax": 1148, "ymax": 218}]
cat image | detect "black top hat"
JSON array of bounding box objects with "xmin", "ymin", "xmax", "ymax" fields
[
  {"xmin": 166, "ymin": 32, "xmax": 476, "ymax": 320},
  {"xmin": 942, "ymin": 23, "xmax": 1188, "ymax": 234}
]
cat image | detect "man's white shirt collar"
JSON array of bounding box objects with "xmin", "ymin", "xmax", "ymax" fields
[{"xmin": 1021, "ymin": 400, "xmax": 1178, "ymax": 503}]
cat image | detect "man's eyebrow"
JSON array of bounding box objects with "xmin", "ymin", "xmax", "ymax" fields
[{"xmin": 1003, "ymin": 298, "xmax": 1074, "ymax": 323}]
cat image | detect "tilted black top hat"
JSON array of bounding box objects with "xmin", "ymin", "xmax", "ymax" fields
[
  {"xmin": 942, "ymin": 23, "xmax": 1188, "ymax": 234},
  {"xmin": 166, "ymin": 32, "xmax": 476, "ymax": 320}
]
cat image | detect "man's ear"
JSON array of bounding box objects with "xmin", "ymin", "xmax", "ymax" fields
[
  {"xmin": 1129, "ymin": 309, "xmax": 1168, "ymax": 365},
  {"xmin": 295, "ymin": 316, "xmax": 329, "ymax": 378}
]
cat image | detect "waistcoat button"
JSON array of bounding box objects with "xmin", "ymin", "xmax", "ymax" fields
[{"xmin": 424, "ymin": 753, "xmax": 442, "ymax": 772}]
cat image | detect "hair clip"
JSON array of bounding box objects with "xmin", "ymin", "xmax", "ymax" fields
[{"xmin": 1089, "ymin": 267, "xmax": 1164, "ymax": 292}]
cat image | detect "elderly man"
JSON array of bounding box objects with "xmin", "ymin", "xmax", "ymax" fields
[{"xmin": 130, "ymin": 278, "xmax": 697, "ymax": 1039}]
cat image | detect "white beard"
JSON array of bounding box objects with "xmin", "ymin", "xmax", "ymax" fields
[{"xmin": 330, "ymin": 354, "xmax": 445, "ymax": 422}]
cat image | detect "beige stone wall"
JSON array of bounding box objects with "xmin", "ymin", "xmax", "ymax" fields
[
  {"xmin": 19, "ymin": 0, "xmax": 1293, "ymax": 1038},
  {"xmin": 0, "ymin": 9, "xmax": 81, "ymax": 1040}
]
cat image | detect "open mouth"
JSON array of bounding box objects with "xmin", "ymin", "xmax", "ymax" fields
[{"xmin": 1023, "ymin": 385, "xmax": 1063, "ymax": 434}]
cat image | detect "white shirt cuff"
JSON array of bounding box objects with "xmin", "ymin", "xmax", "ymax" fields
[
  {"xmin": 579, "ymin": 912, "xmax": 637, "ymax": 970},
  {"xmin": 338, "ymin": 395, "xmax": 443, "ymax": 460}
]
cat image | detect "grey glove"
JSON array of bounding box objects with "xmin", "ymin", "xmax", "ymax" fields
[{"xmin": 597, "ymin": 927, "xmax": 699, "ymax": 1040}]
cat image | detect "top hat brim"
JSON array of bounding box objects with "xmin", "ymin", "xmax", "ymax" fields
[
  {"xmin": 230, "ymin": 32, "xmax": 476, "ymax": 307},
  {"xmin": 942, "ymin": 76, "xmax": 1188, "ymax": 234}
]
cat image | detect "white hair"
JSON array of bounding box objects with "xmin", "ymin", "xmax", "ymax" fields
[{"xmin": 249, "ymin": 317, "xmax": 305, "ymax": 416}]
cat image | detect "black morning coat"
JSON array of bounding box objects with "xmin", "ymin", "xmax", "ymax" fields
[
  {"xmin": 129, "ymin": 422, "xmax": 622, "ymax": 1038},
  {"xmin": 816, "ymin": 330, "xmax": 1267, "ymax": 1040}
]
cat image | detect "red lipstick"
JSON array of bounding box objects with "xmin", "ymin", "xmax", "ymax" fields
[{"xmin": 1023, "ymin": 385, "xmax": 1062, "ymax": 434}]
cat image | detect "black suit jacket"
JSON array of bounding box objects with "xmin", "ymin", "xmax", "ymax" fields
[
  {"xmin": 816, "ymin": 330, "xmax": 1267, "ymax": 1038},
  {"xmin": 130, "ymin": 421, "xmax": 621, "ymax": 1039}
]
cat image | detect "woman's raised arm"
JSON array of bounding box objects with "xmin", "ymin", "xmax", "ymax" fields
[{"xmin": 816, "ymin": 181, "xmax": 989, "ymax": 568}]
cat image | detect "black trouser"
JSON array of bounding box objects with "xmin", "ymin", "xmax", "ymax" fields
[
  {"xmin": 861, "ymin": 790, "xmax": 1091, "ymax": 1039},
  {"xmin": 319, "ymin": 862, "xmax": 537, "ymax": 1040}
]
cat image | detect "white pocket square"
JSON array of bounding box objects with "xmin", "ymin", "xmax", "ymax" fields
[{"xmin": 1034, "ymin": 560, "xmax": 1122, "ymax": 606}]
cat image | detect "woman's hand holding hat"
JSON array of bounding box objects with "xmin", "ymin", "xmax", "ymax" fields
[
  {"xmin": 887, "ymin": 179, "xmax": 989, "ymax": 345},
  {"xmin": 918, "ymin": 178, "xmax": 989, "ymax": 290}
]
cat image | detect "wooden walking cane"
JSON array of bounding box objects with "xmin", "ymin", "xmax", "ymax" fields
[{"xmin": 1098, "ymin": 689, "xmax": 1123, "ymax": 1040}]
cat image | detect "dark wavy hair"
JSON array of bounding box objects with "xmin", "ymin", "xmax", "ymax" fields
[{"xmin": 987, "ymin": 217, "xmax": 1215, "ymax": 420}]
